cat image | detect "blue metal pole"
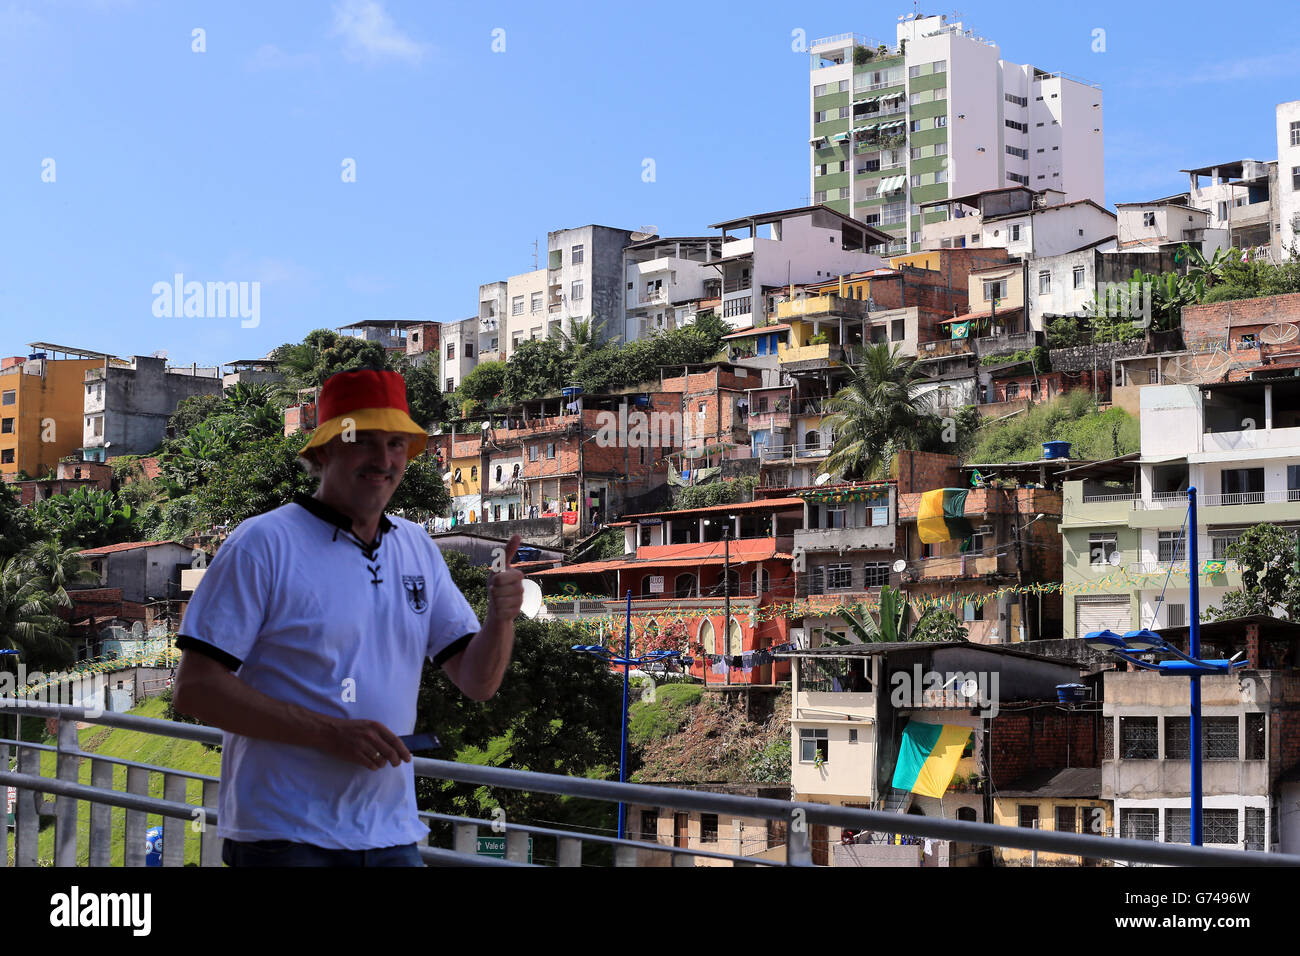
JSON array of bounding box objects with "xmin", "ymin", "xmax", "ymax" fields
[
  {"xmin": 1188, "ymin": 487, "xmax": 1202, "ymax": 847},
  {"xmin": 618, "ymin": 589, "xmax": 631, "ymax": 841}
]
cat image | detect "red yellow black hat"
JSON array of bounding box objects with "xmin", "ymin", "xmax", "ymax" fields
[{"xmin": 299, "ymin": 369, "xmax": 428, "ymax": 462}]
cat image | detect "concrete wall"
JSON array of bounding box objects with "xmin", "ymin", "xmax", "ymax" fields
[
  {"xmin": 1279, "ymin": 101, "xmax": 1300, "ymax": 258},
  {"xmin": 85, "ymin": 357, "xmax": 224, "ymax": 457}
]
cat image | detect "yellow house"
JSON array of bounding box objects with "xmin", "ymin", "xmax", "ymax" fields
[
  {"xmin": 0, "ymin": 355, "xmax": 102, "ymax": 480},
  {"xmin": 992, "ymin": 768, "xmax": 1113, "ymax": 866},
  {"xmin": 446, "ymin": 435, "xmax": 482, "ymax": 523}
]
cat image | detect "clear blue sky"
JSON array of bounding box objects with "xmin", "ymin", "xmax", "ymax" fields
[{"xmin": 2, "ymin": 0, "xmax": 1297, "ymax": 368}]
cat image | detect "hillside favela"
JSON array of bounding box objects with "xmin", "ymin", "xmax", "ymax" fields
[{"xmin": 3, "ymin": 3, "xmax": 1299, "ymax": 906}]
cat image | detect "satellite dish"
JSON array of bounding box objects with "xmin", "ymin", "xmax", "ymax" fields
[
  {"xmin": 152, "ymin": 349, "xmax": 168, "ymax": 360},
  {"xmin": 815, "ymin": 473, "xmax": 832, "ymax": 486},
  {"xmin": 1167, "ymin": 349, "xmax": 1231, "ymax": 384},
  {"xmin": 520, "ymin": 579, "xmax": 544, "ymax": 619},
  {"xmin": 480, "ymin": 421, "xmax": 491, "ymax": 431},
  {"xmin": 958, "ymin": 678, "xmax": 979, "ymax": 698},
  {"xmin": 442, "ymin": 472, "xmax": 453, "ymax": 482},
  {"xmin": 1259, "ymin": 322, "xmax": 1299, "ymax": 345},
  {"xmin": 1108, "ymin": 551, "xmax": 1122, "ymax": 567},
  {"xmin": 630, "ymin": 231, "xmax": 657, "ymax": 242},
  {"xmin": 892, "ymin": 559, "xmax": 907, "ymax": 573}
]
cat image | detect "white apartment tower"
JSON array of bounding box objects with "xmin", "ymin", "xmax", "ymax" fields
[
  {"xmin": 1277, "ymin": 100, "xmax": 1300, "ymax": 259},
  {"xmin": 809, "ymin": 14, "xmax": 1104, "ymax": 254}
]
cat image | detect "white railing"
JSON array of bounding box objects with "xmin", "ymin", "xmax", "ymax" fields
[
  {"xmin": 1126, "ymin": 560, "xmax": 1239, "ymax": 576},
  {"xmin": 1080, "ymin": 493, "xmax": 1138, "ymax": 504},
  {"xmin": 1199, "ymin": 489, "xmax": 1300, "ymax": 508}
]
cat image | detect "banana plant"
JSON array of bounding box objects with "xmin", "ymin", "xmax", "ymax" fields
[{"xmin": 819, "ymin": 586, "xmax": 968, "ymax": 644}]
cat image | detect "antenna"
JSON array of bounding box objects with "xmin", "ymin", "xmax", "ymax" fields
[{"xmin": 532, "ymin": 238, "xmax": 538, "ymax": 270}]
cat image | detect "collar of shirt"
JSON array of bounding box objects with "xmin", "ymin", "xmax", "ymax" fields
[{"xmin": 292, "ymin": 492, "xmax": 395, "ymax": 553}]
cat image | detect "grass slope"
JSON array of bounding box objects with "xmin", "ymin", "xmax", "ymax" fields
[{"xmin": 6, "ymin": 696, "xmax": 222, "ymax": 867}]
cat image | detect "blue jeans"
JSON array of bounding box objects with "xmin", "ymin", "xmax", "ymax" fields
[{"xmin": 222, "ymin": 839, "xmax": 426, "ymax": 867}]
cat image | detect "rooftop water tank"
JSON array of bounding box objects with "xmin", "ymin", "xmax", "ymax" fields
[{"xmin": 1042, "ymin": 441, "xmax": 1071, "ymax": 460}]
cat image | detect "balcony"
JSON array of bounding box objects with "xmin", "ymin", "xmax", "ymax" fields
[
  {"xmin": 723, "ymin": 277, "xmax": 752, "ymax": 295},
  {"xmin": 792, "ymin": 399, "xmax": 826, "ymax": 417},
  {"xmin": 795, "ymin": 524, "xmax": 894, "ymax": 552},
  {"xmin": 776, "ymin": 295, "xmax": 870, "ymax": 321},
  {"xmin": 778, "ymin": 342, "xmax": 850, "ymax": 367},
  {"xmin": 976, "ymin": 330, "xmax": 1040, "ymax": 356},
  {"xmin": 917, "ymin": 338, "xmax": 972, "ymax": 359},
  {"xmin": 1201, "ymin": 425, "xmax": 1300, "ymax": 455},
  {"xmin": 747, "ymin": 409, "xmax": 791, "ymax": 431},
  {"xmin": 914, "ymin": 553, "xmax": 1004, "ymax": 580}
]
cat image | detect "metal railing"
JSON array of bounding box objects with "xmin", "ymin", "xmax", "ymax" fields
[
  {"xmin": 1080, "ymin": 493, "xmax": 1138, "ymax": 504},
  {"xmin": 5, "ymin": 700, "xmax": 1297, "ymax": 867}
]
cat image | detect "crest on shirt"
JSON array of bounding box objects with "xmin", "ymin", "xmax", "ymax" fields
[{"xmin": 402, "ymin": 575, "xmax": 428, "ymax": 614}]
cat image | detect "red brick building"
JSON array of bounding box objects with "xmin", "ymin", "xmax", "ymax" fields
[{"xmin": 1181, "ymin": 291, "xmax": 1300, "ymax": 380}]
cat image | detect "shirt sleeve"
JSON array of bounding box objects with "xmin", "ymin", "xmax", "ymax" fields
[
  {"xmin": 176, "ymin": 529, "xmax": 274, "ymax": 669},
  {"xmin": 423, "ymin": 537, "xmax": 481, "ymax": 665}
]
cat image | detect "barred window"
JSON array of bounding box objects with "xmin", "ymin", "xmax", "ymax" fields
[
  {"xmin": 1246, "ymin": 713, "xmax": 1265, "ymax": 760},
  {"xmin": 863, "ymin": 562, "xmax": 890, "ymax": 587},
  {"xmin": 1165, "ymin": 808, "xmax": 1190, "ymax": 844},
  {"xmin": 1018, "ymin": 805, "xmax": 1039, "ymax": 829},
  {"xmin": 1120, "ymin": 717, "xmax": 1157, "ymax": 759},
  {"xmin": 1164, "ymin": 716, "xmax": 1190, "ymax": 759},
  {"xmin": 1205, "ymin": 717, "xmax": 1239, "ymax": 760},
  {"xmin": 827, "ymin": 563, "xmax": 853, "ymax": 591},
  {"xmin": 1204, "ymin": 808, "xmax": 1238, "ymax": 845},
  {"xmin": 640, "ymin": 810, "xmax": 658, "ymax": 841},
  {"xmin": 1245, "ymin": 807, "xmax": 1265, "ymax": 851},
  {"xmin": 1055, "ymin": 806, "xmax": 1077, "ymax": 834},
  {"xmin": 1157, "ymin": 530, "xmax": 1186, "ymax": 563},
  {"xmin": 701, "ymin": 813, "xmax": 718, "ymax": 844},
  {"xmin": 1121, "ymin": 809, "xmax": 1157, "ymax": 841},
  {"xmin": 1103, "ymin": 718, "xmax": 1114, "ymax": 760}
]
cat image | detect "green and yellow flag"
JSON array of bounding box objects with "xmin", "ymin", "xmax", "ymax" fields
[
  {"xmin": 891, "ymin": 721, "xmax": 972, "ymax": 798},
  {"xmin": 918, "ymin": 488, "xmax": 975, "ymax": 544}
]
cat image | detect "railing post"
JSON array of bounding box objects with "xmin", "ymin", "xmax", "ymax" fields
[
  {"xmin": 671, "ymin": 850, "xmax": 695, "ymax": 867},
  {"xmin": 505, "ymin": 829, "xmax": 529, "ymax": 864},
  {"xmin": 14, "ymin": 744, "xmax": 40, "ymax": 866},
  {"xmin": 55, "ymin": 719, "xmax": 79, "ymax": 867},
  {"xmin": 200, "ymin": 780, "xmax": 221, "ymax": 867},
  {"xmin": 452, "ymin": 822, "xmax": 478, "ymax": 858},
  {"xmin": 162, "ymin": 773, "xmax": 187, "ymax": 867},
  {"xmin": 614, "ymin": 843, "xmax": 639, "ymax": 866},
  {"xmin": 124, "ymin": 766, "xmax": 148, "ymax": 867},
  {"xmin": 787, "ymin": 808, "xmax": 813, "ymax": 866},
  {"xmin": 89, "ymin": 758, "xmax": 114, "ymax": 867},
  {"xmin": 556, "ymin": 836, "xmax": 582, "ymax": 867}
]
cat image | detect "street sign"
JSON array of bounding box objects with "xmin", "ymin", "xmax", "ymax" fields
[
  {"xmin": 476, "ymin": 835, "xmax": 533, "ymax": 863},
  {"xmin": 7, "ymin": 786, "xmax": 16, "ymax": 828}
]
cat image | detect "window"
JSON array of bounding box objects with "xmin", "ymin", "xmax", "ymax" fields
[
  {"xmin": 546, "ymin": 442, "xmax": 556, "ymax": 459},
  {"xmin": 674, "ymin": 573, "xmax": 696, "ymax": 598},
  {"xmin": 1247, "ymin": 712, "xmax": 1265, "ymax": 759},
  {"xmin": 863, "ymin": 562, "xmax": 889, "ymax": 587},
  {"xmin": 571, "ymin": 244, "xmax": 584, "ymax": 264},
  {"xmin": 1038, "ymin": 270, "xmax": 1051, "ymax": 294},
  {"xmin": 1006, "ymin": 145, "xmax": 1028, "ymax": 159},
  {"xmin": 1121, "ymin": 809, "xmax": 1157, "ymax": 841},
  {"xmin": 1165, "ymin": 808, "xmax": 1190, "ymax": 844},
  {"xmin": 0, "ymin": 449, "xmax": 12, "ymax": 464},
  {"xmin": 1120, "ymin": 716, "xmax": 1157, "ymax": 759},
  {"xmin": 932, "ymin": 59, "xmax": 946, "ymax": 73},
  {"xmin": 1004, "ymin": 92, "xmax": 1027, "ymax": 107},
  {"xmin": 910, "ymin": 119, "xmax": 926, "ymax": 132},
  {"xmin": 908, "ymin": 65, "xmax": 921, "ymax": 78},
  {"xmin": 1056, "ymin": 806, "xmax": 1077, "ymax": 834},
  {"xmin": 1221, "ymin": 467, "xmax": 1264, "ymax": 501},
  {"xmin": 1204, "ymin": 716, "xmax": 1239, "ymax": 760},
  {"xmin": 0, "ymin": 390, "xmax": 13, "ymax": 406},
  {"xmin": 701, "ymin": 813, "xmax": 719, "ymax": 844},
  {"xmin": 471, "ymin": 466, "xmax": 478, "ymax": 481},
  {"xmin": 531, "ymin": 291, "xmax": 542, "ymax": 312},
  {"xmin": 969, "ymin": 524, "xmax": 990, "ymax": 552},
  {"xmin": 827, "ymin": 563, "xmax": 852, "ymax": 590},
  {"xmin": 808, "ymin": 566, "xmax": 825, "ymax": 595},
  {"xmin": 0, "ymin": 418, "xmax": 11, "ymax": 434},
  {"xmin": 1018, "ymin": 805, "xmax": 1039, "ymax": 829},
  {"xmin": 911, "ymin": 174, "xmax": 922, "ymax": 187},
  {"xmin": 891, "ymin": 318, "xmax": 905, "ymax": 341},
  {"xmin": 445, "ymin": 378, "xmax": 455, "ymax": 392},
  {"xmin": 1291, "ymin": 121, "xmax": 1300, "ymax": 147},
  {"xmin": 640, "ymin": 810, "xmax": 658, "ymax": 841},
  {"xmin": 1293, "ymin": 166, "xmax": 1300, "ymax": 191},
  {"xmin": 982, "ymin": 278, "xmax": 1008, "ymax": 301},
  {"xmin": 1245, "ymin": 807, "xmax": 1265, "ymax": 851},
  {"xmin": 934, "ymin": 169, "xmax": 946, "ymax": 183},
  {"xmin": 934, "ymin": 143, "xmax": 946, "ymax": 156},
  {"xmin": 934, "ymin": 115, "xmax": 946, "ymax": 128},
  {"xmin": 1203, "ymin": 808, "xmax": 1239, "ymax": 845},
  {"xmin": 1142, "ymin": 211, "xmax": 1156, "ymax": 228},
  {"xmin": 1166, "ymin": 603, "xmax": 1186, "ymax": 627},
  {"xmin": 1164, "ymin": 716, "xmax": 1190, "ymax": 759},
  {"xmin": 465, "ymin": 343, "xmax": 474, "ymax": 359},
  {"xmin": 571, "ymin": 281, "xmax": 584, "ymax": 300},
  {"xmin": 528, "ymin": 445, "xmax": 539, "ymax": 462},
  {"xmin": 1005, "ymin": 383, "xmax": 1020, "ymax": 400},
  {"xmin": 1073, "ymin": 265, "xmax": 1085, "ymax": 288},
  {"xmin": 799, "ymin": 728, "xmax": 829, "ymax": 763},
  {"xmin": 1005, "ymin": 119, "xmax": 1027, "ymax": 133},
  {"xmin": 752, "ymin": 567, "xmax": 769, "ymax": 595},
  {"xmin": 963, "ymin": 599, "xmax": 983, "ymax": 622},
  {"xmin": 1157, "ymin": 530, "xmax": 1185, "ymax": 564},
  {"xmin": 447, "ymin": 342, "xmax": 455, "ymax": 359},
  {"xmin": 511, "ymin": 295, "xmax": 524, "ymax": 315},
  {"xmin": 1010, "ymin": 224, "xmax": 1021, "ymax": 242},
  {"xmin": 1007, "ymin": 172, "xmax": 1029, "ymax": 186}
]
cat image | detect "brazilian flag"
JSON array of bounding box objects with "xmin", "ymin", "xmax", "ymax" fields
[
  {"xmin": 918, "ymin": 487, "xmax": 975, "ymax": 546},
  {"xmin": 891, "ymin": 721, "xmax": 973, "ymax": 798}
]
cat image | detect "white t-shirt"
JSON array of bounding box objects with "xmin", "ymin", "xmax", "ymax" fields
[{"xmin": 177, "ymin": 495, "xmax": 481, "ymax": 849}]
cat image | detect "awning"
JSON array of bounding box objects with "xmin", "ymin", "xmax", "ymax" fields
[
  {"xmin": 832, "ymin": 133, "xmax": 850, "ymax": 142},
  {"xmin": 877, "ymin": 175, "xmax": 906, "ymax": 195}
]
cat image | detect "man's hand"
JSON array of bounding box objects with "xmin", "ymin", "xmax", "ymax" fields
[
  {"xmin": 487, "ymin": 534, "xmax": 525, "ymax": 622},
  {"xmin": 318, "ymin": 717, "xmax": 412, "ymax": 771}
]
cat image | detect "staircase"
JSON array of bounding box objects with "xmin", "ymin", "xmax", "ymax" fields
[{"xmin": 881, "ymin": 788, "xmax": 912, "ymax": 814}]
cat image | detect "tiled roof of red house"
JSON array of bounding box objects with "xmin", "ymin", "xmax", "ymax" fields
[
  {"xmin": 529, "ymin": 538, "xmax": 782, "ymax": 577},
  {"xmin": 77, "ymin": 540, "xmax": 180, "ymax": 556}
]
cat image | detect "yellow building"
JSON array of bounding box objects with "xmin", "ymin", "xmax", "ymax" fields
[
  {"xmin": 446, "ymin": 435, "xmax": 482, "ymax": 523},
  {"xmin": 991, "ymin": 768, "xmax": 1112, "ymax": 866},
  {"xmin": 0, "ymin": 351, "xmax": 102, "ymax": 480},
  {"xmin": 886, "ymin": 250, "xmax": 944, "ymax": 272}
]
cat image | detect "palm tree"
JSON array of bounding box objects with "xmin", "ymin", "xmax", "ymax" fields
[
  {"xmin": 821, "ymin": 343, "xmax": 927, "ymax": 479},
  {"xmin": 18, "ymin": 541, "xmax": 98, "ymax": 611},
  {"xmin": 550, "ymin": 316, "xmax": 618, "ymax": 362},
  {"xmin": 0, "ymin": 558, "xmax": 71, "ymax": 671}
]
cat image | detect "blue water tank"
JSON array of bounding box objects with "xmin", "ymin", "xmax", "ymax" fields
[
  {"xmin": 1042, "ymin": 441, "xmax": 1071, "ymax": 460},
  {"xmin": 145, "ymin": 825, "xmax": 164, "ymax": 866},
  {"xmin": 1056, "ymin": 683, "xmax": 1087, "ymax": 705}
]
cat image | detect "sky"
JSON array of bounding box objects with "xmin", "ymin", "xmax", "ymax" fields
[{"xmin": 2, "ymin": 0, "xmax": 1299, "ymax": 368}]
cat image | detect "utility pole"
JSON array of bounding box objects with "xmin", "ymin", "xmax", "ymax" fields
[
  {"xmin": 1010, "ymin": 490, "xmax": 1027, "ymax": 643},
  {"xmin": 724, "ymin": 522, "xmax": 732, "ymax": 687}
]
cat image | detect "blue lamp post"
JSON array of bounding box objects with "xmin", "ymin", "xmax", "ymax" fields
[
  {"xmin": 572, "ymin": 590, "xmax": 694, "ymax": 840},
  {"xmin": 1085, "ymin": 487, "xmax": 1247, "ymax": 846}
]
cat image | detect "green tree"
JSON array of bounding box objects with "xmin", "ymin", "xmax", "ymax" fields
[
  {"xmin": 166, "ymin": 393, "xmax": 224, "ymax": 438},
  {"xmin": 0, "ymin": 483, "xmax": 37, "ymax": 562},
  {"xmin": 18, "ymin": 540, "xmax": 98, "ymax": 611},
  {"xmin": 503, "ymin": 338, "xmax": 567, "ymax": 403},
  {"xmin": 672, "ymin": 476, "xmax": 758, "ymax": 511},
  {"xmin": 1206, "ymin": 524, "xmax": 1300, "ymax": 621},
  {"xmin": 388, "ymin": 452, "xmax": 452, "ymax": 521},
  {"xmin": 551, "ymin": 316, "xmax": 617, "ymax": 364},
  {"xmin": 829, "ymin": 586, "xmax": 969, "ymax": 644},
  {"xmin": 396, "ymin": 358, "xmax": 450, "ymax": 429},
  {"xmin": 452, "ymin": 361, "xmax": 507, "ymax": 417},
  {"xmin": 32, "ymin": 487, "xmax": 139, "ymax": 549},
  {"xmin": 822, "ymin": 343, "xmax": 928, "ymax": 479},
  {"xmin": 0, "ymin": 558, "xmax": 72, "ymax": 673},
  {"xmin": 189, "ymin": 433, "xmax": 314, "ymax": 529}
]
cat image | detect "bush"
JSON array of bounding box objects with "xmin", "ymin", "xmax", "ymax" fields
[
  {"xmin": 748, "ymin": 738, "xmax": 791, "ymax": 783},
  {"xmin": 970, "ymin": 391, "xmax": 1139, "ymax": 463},
  {"xmin": 628, "ymin": 683, "xmax": 703, "ymax": 746},
  {"xmin": 671, "ymin": 476, "xmax": 758, "ymax": 511},
  {"xmin": 1200, "ymin": 283, "xmax": 1255, "ymax": 305},
  {"xmin": 853, "ymin": 45, "xmax": 873, "ymax": 65}
]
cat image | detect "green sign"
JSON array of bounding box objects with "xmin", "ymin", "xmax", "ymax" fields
[{"xmin": 477, "ymin": 835, "xmax": 533, "ymax": 863}]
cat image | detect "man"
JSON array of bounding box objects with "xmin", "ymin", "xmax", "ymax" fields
[{"xmin": 173, "ymin": 368, "xmax": 523, "ymax": 867}]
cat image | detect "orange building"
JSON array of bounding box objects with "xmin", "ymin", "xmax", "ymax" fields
[{"xmin": 0, "ymin": 347, "xmax": 104, "ymax": 480}]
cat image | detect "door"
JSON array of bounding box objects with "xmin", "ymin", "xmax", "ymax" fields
[
  {"xmin": 674, "ymin": 813, "xmax": 689, "ymax": 849},
  {"xmin": 1074, "ymin": 596, "xmax": 1131, "ymax": 637}
]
